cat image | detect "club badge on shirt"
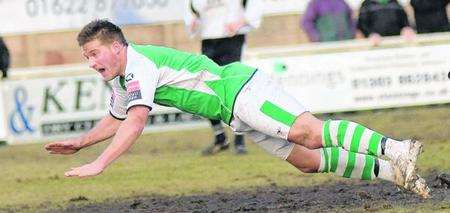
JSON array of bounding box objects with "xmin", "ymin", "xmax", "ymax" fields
[{"xmin": 126, "ymin": 80, "xmax": 142, "ymax": 101}]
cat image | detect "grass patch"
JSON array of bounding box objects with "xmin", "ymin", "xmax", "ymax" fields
[{"xmin": 0, "ymin": 105, "xmax": 449, "ymax": 210}]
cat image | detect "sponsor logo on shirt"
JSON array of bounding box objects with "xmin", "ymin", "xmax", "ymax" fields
[
  {"xmin": 126, "ymin": 81, "xmax": 142, "ymax": 101},
  {"xmin": 125, "ymin": 73, "xmax": 134, "ymax": 82}
]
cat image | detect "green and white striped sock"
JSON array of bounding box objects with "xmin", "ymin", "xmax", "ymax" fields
[
  {"xmin": 319, "ymin": 147, "xmax": 394, "ymax": 182},
  {"xmin": 322, "ymin": 120, "xmax": 399, "ymax": 157}
]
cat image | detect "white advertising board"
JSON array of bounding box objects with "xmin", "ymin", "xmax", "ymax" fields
[
  {"xmin": 2, "ymin": 74, "xmax": 206, "ymax": 144},
  {"xmin": 246, "ymin": 44, "xmax": 450, "ymax": 113}
]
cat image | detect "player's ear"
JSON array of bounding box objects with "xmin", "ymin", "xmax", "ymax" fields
[{"xmin": 111, "ymin": 41, "xmax": 122, "ymax": 55}]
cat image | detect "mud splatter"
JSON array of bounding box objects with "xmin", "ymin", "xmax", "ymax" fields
[{"xmin": 58, "ymin": 174, "xmax": 449, "ymax": 212}]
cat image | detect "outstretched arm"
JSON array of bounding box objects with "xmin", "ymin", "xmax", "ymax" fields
[
  {"xmin": 45, "ymin": 113, "xmax": 122, "ymax": 154},
  {"xmin": 64, "ymin": 105, "xmax": 150, "ymax": 178},
  {"xmin": 79, "ymin": 113, "xmax": 124, "ymax": 148}
]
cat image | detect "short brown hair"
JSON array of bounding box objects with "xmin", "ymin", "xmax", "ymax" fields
[{"xmin": 77, "ymin": 19, "xmax": 127, "ymax": 46}]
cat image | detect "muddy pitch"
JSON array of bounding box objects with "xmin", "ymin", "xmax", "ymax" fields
[{"xmin": 59, "ymin": 174, "xmax": 449, "ymax": 212}]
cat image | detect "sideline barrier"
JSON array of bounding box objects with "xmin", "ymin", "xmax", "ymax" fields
[
  {"xmin": 2, "ymin": 66, "xmax": 207, "ymax": 144},
  {"xmin": 244, "ymin": 32, "xmax": 450, "ymax": 113}
]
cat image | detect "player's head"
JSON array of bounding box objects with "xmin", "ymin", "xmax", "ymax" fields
[{"xmin": 77, "ymin": 19, "xmax": 128, "ymax": 81}]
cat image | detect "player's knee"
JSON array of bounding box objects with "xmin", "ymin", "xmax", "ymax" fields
[
  {"xmin": 288, "ymin": 112, "xmax": 323, "ymax": 148},
  {"xmin": 287, "ymin": 145, "xmax": 320, "ymax": 174},
  {"xmin": 301, "ymin": 133, "xmax": 322, "ymax": 149}
]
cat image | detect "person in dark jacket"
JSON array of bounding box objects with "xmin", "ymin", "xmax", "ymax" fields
[
  {"xmin": 410, "ymin": 0, "xmax": 449, "ymax": 34},
  {"xmin": 0, "ymin": 37, "xmax": 10, "ymax": 79},
  {"xmin": 357, "ymin": 0, "xmax": 415, "ymax": 45}
]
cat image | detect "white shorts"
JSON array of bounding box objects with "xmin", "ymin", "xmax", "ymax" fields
[{"xmin": 230, "ymin": 71, "xmax": 308, "ymax": 160}]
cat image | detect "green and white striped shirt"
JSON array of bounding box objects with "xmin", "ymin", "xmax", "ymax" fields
[{"xmin": 109, "ymin": 43, "xmax": 256, "ymax": 124}]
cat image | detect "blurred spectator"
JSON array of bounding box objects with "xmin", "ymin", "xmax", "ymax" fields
[
  {"xmin": 0, "ymin": 36, "xmax": 10, "ymax": 79},
  {"xmin": 184, "ymin": 0, "xmax": 262, "ymax": 155},
  {"xmin": 301, "ymin": 0, "xmax": 355, "ymax": 42},
  {"xmin": 357, "ymin": 0, "xmax": 415, "ymax": 45},
  {"xmin": 410, "ymin": 0, "xmax": 449, "ymax": 34}
]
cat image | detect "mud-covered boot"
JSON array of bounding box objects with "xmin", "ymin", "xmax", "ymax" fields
[
  {"xmin": 388, "ymin": 139, "xmax": 423, "ymax": 186},
  {"xmin": 391, "ymin": 157, "xmax": 430, "ymax": 198},
  {"xmin": 407, "ymin": 174, "xmax": 430, "ymax": 198}
]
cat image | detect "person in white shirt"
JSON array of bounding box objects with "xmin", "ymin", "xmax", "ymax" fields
[{"xmin": 184, "ymin": 0, "xmax": 263, "ymax": 155}]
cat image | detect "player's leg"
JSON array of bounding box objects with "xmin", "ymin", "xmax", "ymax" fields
[
  {"xmin": 321, "ymin": 119, "xmax": 424, "ymax": 189},
  {"xmin": 311, "ymin": 145, "xmax": 429, "ymax": 198},
  {"xmin": 245, "ymin": 130, "xmax": 413, "ymax": 191},
  {"xmin": 288, "ymin": 115, "xmax": 422, "ymax": 162},
  {"xmin": 232, "ymin": 71, "xmax": 429, "ymax": 197},
  {"xmin": 287, "ymin": 114, "xmax": 424, "ymax": 192},
  {"xmin": 287, "ymin": 144, "xmax": 396, "ymax": 182},
  {"xmin": 278, "ymin": 115, "xmax": 394, "ymax": 182},
  {"xmin": 246, "ymin": 128, "xmax": 429, "ymax": 197}
]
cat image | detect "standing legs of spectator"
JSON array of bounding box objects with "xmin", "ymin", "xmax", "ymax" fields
[
  {"xmin": 201, "ymin": 35, "xmax": 248, "ymax": 155},
  {"xmin": 202, "ymin": 119, "xmax": 247, "ymax": 155}
]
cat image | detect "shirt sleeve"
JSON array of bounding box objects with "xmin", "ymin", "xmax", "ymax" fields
[
  {"xmin": 124, "ymin": 54, "xmax": 159, "ymax": 113},
  {"xmin": 184, "ymin": 0, "xmax": 199, "ymax": 36},
  {"xmin": 109, "ymin": 78, "xmax": 128, "ymax": 120},
  {"xmin": 243, "ymin": 0, "xmax": 263, "ymax": 29}
]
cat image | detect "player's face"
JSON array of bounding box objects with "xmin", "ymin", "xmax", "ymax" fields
[{"xmin": 82, "ymin": 39, "xmax": 122, "ymax": 81}]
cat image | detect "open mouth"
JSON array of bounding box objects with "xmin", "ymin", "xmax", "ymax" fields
[{"xmin": 98, "ymin": 68, "xmax": 106, "ymax": 73}]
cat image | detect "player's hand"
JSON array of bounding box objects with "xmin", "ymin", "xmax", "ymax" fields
[
  {"xmin": 401, "ymin": 27, "xmax": 416, "ymax": 42},
  {"xmin": 369, "ymin": 33, "xmax": 382, "ymax": 46},
  {"xmin": 44, "ymin": 138, "xmax": 82, "ymax": 155},
  {"xmin": 225, "ymin": 19, "xmax": 246, "ymax": 36},
  {"xmin": 65, "ymin": 161, "xmax": 105, "ymax": 178},
  {"xmin": 189, "ymin": 19, "xmax": 200, "ymax": 36}
]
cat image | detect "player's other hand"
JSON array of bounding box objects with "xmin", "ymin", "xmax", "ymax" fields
[
  {"xmin": 225, "ymin": 19, "xmax": 246, "ymax": 36},
  {"xmin": 188, "ymin": 18, "xmax": 201, "ymax": 38},
  {"xmin": 401, "ymin": 27, "xmax": 416, "ymax": 42},
  {"xmin": 44, "ymin": 138, "xmax": 82, "ymax": 155},
  {"xmin": 369, "ymin": 33, "xmax": 382, "ymax": 46},
  {"xmin": 65, "ymin": 161, "xmax": 104, "ymax": 178}
]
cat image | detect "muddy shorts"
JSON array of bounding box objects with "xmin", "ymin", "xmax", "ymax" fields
[{"xmin": 230, "ymin": 71, "xmax": 308, "ymax": 160}]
